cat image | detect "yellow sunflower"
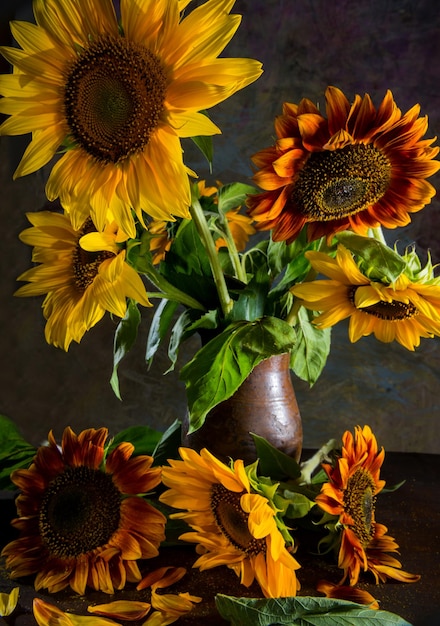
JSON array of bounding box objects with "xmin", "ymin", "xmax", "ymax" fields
[
  {"xmin": 0, "ymin": 0, "xmax": 262, "ymax": 238},
  {"xmin": 160, "ymin": 447, "xmax": 300, "ymax": 598},
  {"xmin": 291, "ymin": 245, "xmax": 440, "ymax": 350},
  {"xmin": 246, "ymin": 86, "xmax": 439, "ymax": 242},
  {"xmin": 2, "ymin": 427, "xmax": 166, "ymax": 595},
  {"xmin": 315, "ymin": 425, "xmax": 420, "ymax": 587},
  {"xmin": 15, "ymin": 209, "xmax": 151, "ymax": 350}
]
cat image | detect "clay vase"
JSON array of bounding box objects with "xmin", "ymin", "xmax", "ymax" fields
[{"xmin": 181, "ymin": 353, "xmax": 302, "ymax": 465}]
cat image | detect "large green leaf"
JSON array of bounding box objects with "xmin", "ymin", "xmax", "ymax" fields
[
  {"xmin": 290, "ymin": 307, "xmax": 331, "ymax": 386},
  {"xmin": 180, "ymin": 317, "xmax": 297, "ymax": 432},
  {"xmin": 0, "ymin": 415, "xmax": 36, "ymax": 490},
  {"xmin": 336, "ymin": 231, "xmax": 406, "ymax": 283},
  {"xmin": 215, "ymin": 595, "xmax": 413, "ymax": 626},
  {"xmin": 110, "ymin": 300, "xmax": 141, "ymax": 400}
]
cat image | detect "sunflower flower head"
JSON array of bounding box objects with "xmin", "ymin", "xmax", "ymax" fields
[
  {"xmin": 160, "ymin": 447, "xmax": 300, "ymax": 599},
  {"xmin": 315, "ymin": 425, "xmax": 420, "ymax": 588},
  {"xmin": 14, "ymin": 209, "xmax": 151, "ymax": 351},
  {"xmin": 291, "ymin": 239, "xmax": 440, "ymax": 351},
  {"xmin": 246, "ymin": 86, "xmax": 440, "ymax": 242},
  {"xmin": 0, "ymin": 0, "xmax": 262, "ymax": 238},
  {"xmin": 2, "ymin": 427, "xmax": 166, "ymax": 595}
]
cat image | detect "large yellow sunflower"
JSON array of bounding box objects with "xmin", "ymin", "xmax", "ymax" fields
[
  {"xmin": 2, "ymin": 427, "xmax": 166, "ymax": 595},
  {"xmin": 160, "ymin": 447, "xmax": 300, "ymax": 599},
  {"xmin": 15, "ymin": 209, "xmax": 151, "ymax": 350},
  {"xmin": 0, "ymin": 0, "xmax": 262, "ymax": 238},
  {"xmin": 246, "ymin": 86, "xmax": 439, "ymax": 242},
  {"xmin": 290, "ymin": 245, "xmax": 440, "ymax": 350},
  {"xmin": 315, "ymin": 425, "xmax": 420, "ymax": 587}
]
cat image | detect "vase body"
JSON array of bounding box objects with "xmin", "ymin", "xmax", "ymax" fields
[{"xmin": 182, "ymin": 353, "xmax": 302, "ymax": 465}]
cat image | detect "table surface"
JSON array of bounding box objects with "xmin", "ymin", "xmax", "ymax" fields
[{"xmin": 1, "ymin": 450, "xmax": 439, "ymax": 626}]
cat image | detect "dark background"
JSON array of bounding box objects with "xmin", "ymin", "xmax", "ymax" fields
[{"xmin": 1, "ymin": 0, "xmax": 440, "ymax": 452}]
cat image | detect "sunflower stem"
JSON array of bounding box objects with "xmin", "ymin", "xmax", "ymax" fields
[
  {"xmin": 213, "ymin": 215, "xmax": 248, "ymax": 284},
  {"xmin": 190, "ymin": 192, "xmax": 233, "ymax": 316},
  {"xmin": 299, "ymin": 438, "xmax": 338, "ymax": 484},
  {"xmin": 369, "ymin": 226, "xmax": 387, "ymax": 245}
]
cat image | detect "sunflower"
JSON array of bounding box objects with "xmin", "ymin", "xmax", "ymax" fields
[
  {"xmin": 290, "ymin": 244, "xmax": 440, "ymax": 350},
  {"xmin": 246, "ymin": 86, "xmax": 439, "ymax": 242},
  {"xmin": 160, "ymin": 447, "xmax": 300, "ymax": 598},
  {"xmin": 315, "ymin": 425, "xmax": 420, "ymax": 587},
  {"xmin": 0, "ymin": 0, "xmax": 262, "ymax": 238},
  {"xmin": 2, "ymin": 427, "xmax": 166, "ymax": 595},
  {"xmin": 15, "ymin": 209, "xmax": 151, "ymax": 350}
]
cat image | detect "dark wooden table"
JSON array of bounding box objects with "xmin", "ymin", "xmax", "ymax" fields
[{"xmin": 1, "ymin": 451, "xmax": 439, "ymax": 626}]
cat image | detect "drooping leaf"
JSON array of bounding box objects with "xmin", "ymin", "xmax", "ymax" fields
[
  {"xmin": 145, "ymin": 298, "xmax": 179, "ymax": 366},
  {"xmin": 180, "ymin": 317, "xmax": 297, "ymax": 433},
  {"xmin": 290, "ymin": 307, "xmax": 331, "ymax": 385},
  {"xmin": 252, "ymin": 433, "xmax": 301, "ymax": 481},
  {"xmin": 110, "ymin": 300, "xmax": 141, "ymax": 400},
  {"xmin": 215, "ymin": 594, "xmax": 413, "ymax": 626},
  {"xmin": 108, "ymin": 425, "xmax": 162, "ymax": 457},
  {"xmin": 191, "ymin": 132, "xmax": 214, "ymax": 172}
]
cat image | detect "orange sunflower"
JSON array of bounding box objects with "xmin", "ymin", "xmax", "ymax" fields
[
  {"xmin": 0, "ymin": 0, "xmax": 262, "ymax": 238},
  {"xmin": 315, "ymin": 425, "xmax": 420, "ymax": 588},
  {"xmin": 15, "ymin": 209, "xmax": 151, "ymax": 350},
  {"xmin": 160, "ymin": 447, "xmax": 300, "ymax": 598},
  {"xmin": 291, "ymin": 245, "xmax": 440, "ymax": 351},
  {"xmin": 246, "ymin": 86, "xmax": 439, "ymax": 242},
  {"xmin": 2, "ymin": 427, "xmax": 166, "ymax": 595}
]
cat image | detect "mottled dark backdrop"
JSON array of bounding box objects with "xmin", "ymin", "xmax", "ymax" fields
[{"xmin": 1, "ymin": 0, "xmax": 439, "ymax": 452}]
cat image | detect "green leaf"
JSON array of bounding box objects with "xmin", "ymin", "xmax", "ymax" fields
[
  {"xmin": 108, "ymin": 425, "xmax": 162, "ymax": 457},
  {"xmin": 110, "ymin": 300, "xmax": 141, "ymax": 400},
  {"xmin": 336, "ymin": 232, "xmax": 406, "ymax": 283},
  {"xmin": 152, "ymin": 420, "xmax": 182, "ymax": 467},
  {"xmin": 252, "ymin": 433, "xmax": 301, "ymax": 481},
  {"xmin": 215, "ymin": 594, "xmax": 413, "ymax": 626},
  {"xmin": 291, "ymin": 307, "xmax": 331, "ymax": 385},
  {"xmin": 180, "ymin": 317, "xmax": 297, "ymax": 433},
  {"xmin": 191, "ymin": 132, "xmax": 214, "ymax": 171},
  {"xmin": 217, "ymin": 182, "xmax": 257, "ymax": 214},
  {"xmin": 145, "ymin": 298, "xmax": 179, "ymax": 366},
  {"xmin": 0, "ymin": 415, "xmax": 36, "ymax": 490}
]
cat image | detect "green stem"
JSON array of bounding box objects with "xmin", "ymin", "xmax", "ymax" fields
[
  {"xmin": 215, "ymin": 215, "xmax": 247, "ymax": 284},
  {"xmin": 299, "ymin": 439, "xmax": 337, "ymax": 484},
  {"xmin": 369, "ymin": 226, "xmax": 387, "ymax": 245},
  {"xmin": 189, "ymin": 194, "xmax": 233, "ymax": 316}
]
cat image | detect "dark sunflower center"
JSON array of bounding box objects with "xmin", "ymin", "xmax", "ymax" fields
[
  {"xmin": 349, "ymin": 286, "xmax": 418, "ymax": 320},
  {"xmin": 291, "ymin": 143, "xmax": 391, "ymax": 220},
  {"xmin": 64, "ymin": 35, "xmax": 167, "ymax": 164},
  {"xmin": 39, "ymin": 466, "xmax": 121, "ymax": 558},
  {"xmin": 211, "ymin": 484, "xmax": 266, "ymax": 556},
  {"xmin": 73, "ymin": 218, "xmax": 114, "ymax": 292},
  {"xmin": 343, "ymin": 468, "xmax": 376, "ymax": 546}
]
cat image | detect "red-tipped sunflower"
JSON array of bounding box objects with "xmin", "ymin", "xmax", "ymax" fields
[
  {"xmin": 315, "ymin": 425, "xmax": 420, "ymax": 587},
  {"xmin": 2, "ymin": 427, "xmax": 166, "ymax": 595},
  {"xmin": 160, "ymin": 447, "xmax": 300, "ymax": 599},
  {"xmin": 246, "ymin": 86, "xmax": 440, "ymax": 242}
]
